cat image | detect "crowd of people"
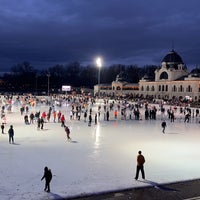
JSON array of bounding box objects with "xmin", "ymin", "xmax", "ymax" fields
[{"xmin": 0, "ymin": 94, "xmax": 200, "ymax": 193}]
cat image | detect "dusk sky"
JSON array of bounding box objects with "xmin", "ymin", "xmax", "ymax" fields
[{"xmin": 0, "ymin": 0, "xmax": 200, "ymax": 72}]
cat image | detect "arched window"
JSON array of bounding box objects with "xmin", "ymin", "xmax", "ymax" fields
[
  {"xmin": 146, "ymin": 86, "xmax": 149, "ymax": 91},
  {"xmin": 116, "ymin": 86, "xmax": 121, "ymax": 90},
  {"xmin": 141, "ymin": 86, "xmax": 144, "ymax": 91},
  {"xmin": 162, "ymin": 85, "xmax": 165, "ymax": 91},
  {"xmin": 159, "ymin": 85, "xmax": 161, "ymax": 91},
  {"xmin": 187, "ymin": 85, "xmax": 192, "ymax": 92},
  {"xmin": 165, "ymin": 85, "xmax": 168, "ymax": 91},
  {"xmin": 179, "ymin": 85, "xmax": 184, "ymax": 92},
  {"xmin": 160, "ymin": 72, "xmax": 168, "ymax": 80},
  {"xmin": 172, "ymin": 85, "xmax": 177, "ymax": 92},
  {"xmin": 151, "ymin": 86, "xmax": 154, "ymax": 91}
]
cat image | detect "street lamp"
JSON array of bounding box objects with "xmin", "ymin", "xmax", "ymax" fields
[
  {"xmin": 35, "ymin": 75, "xmax": 38, "ymax": 95},
  {"xmin": 96, "ymin": 57, "xmax": 102, "ymax": 97},
  {"xmin": 47, "ymin": 73, "xmax": 50, "ymax": 97}
]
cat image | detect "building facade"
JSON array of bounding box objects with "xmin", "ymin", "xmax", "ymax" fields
[
  {"xmin": 139, "ymin": 49, "xmax": 200, "ymax": 101},
  {"xmin": 94, "ymin": 49, "xmax": 200, "ymax": 101}
]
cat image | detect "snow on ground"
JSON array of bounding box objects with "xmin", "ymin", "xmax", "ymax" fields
[{"xmin": 0, "ymin": 98, "xmax": 200, "ymax": 200}]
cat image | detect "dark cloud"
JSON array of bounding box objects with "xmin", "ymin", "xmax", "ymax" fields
[{"xmin": 0, "ymin": 0, "xmax": 200, "ymax": 71}]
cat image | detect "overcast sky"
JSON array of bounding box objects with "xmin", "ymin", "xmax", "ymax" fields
[{"xmin": 0, "ymin": 0, "xmax": 200, "ymax": 72}]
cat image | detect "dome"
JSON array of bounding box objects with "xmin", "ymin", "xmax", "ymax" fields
[
  {"xmin": 161, "ymin": 49, "xmax": 187, "ymax": 70},
  {"xmin": 190, "ymin": 68, "xmax": 200, "ymax": 74},
  {"xmin": 162, "ymin": 49, "xmax": 184, "ymax": 64},
  {"xmin": 190, "ymin": 68, "xmax": 200, "ymax": 77}
]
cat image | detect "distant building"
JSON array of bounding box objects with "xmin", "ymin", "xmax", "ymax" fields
[
  {"xmin": 94, "ymin": 49, "xmax": 200, "ymax": 101},
  {"xmin": 139, "ymin": 49, "xmax": 200, "ymax": 101},
  {"xmin": 94, "ymin": 71, "xmax": 139, "ymax": 97}
]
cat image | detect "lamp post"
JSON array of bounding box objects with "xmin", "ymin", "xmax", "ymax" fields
[
  {"xmin": 47, "ymin": 73, "xmax": 50, "ymax": 97},
  {"xmin": 96, "ymin": 57, "xmax": 102, "ymax": 98},
  {"xmin": 35, "ymin": 75, "xmax": 38, "ymax": 95}
]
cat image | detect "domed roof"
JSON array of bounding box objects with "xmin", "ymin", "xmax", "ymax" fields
[
  {"xmin": 190, "ymin": 68, "xmax": 200, "ymax": 74},
  {"xmin": 162, "ymin": 49, "xmax": 184, "ymax": 64},
  {"xmin": 190, "ymin": 68, "xmax": 200, "ymax": 77}
]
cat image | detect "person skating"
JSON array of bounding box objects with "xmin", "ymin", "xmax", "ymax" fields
[
  {"xmin": 40, "ymin": 117, "xmax": 44, "ymax": 130},
  {"xmin": 135, "ymin": 151, "xmax": 145, "ymax": 180},
  {"xmin": 8, "ymin": 125, "xmax": 14, "ymax": 144},
  {"xmin": 161, "ymin": 121, "xmax": 167, "ymax": 133},
  {"xmin": 60, "ymin": 114, "xmax": 65, "ymax": 127},
  {"xmin": 1, "ymin": 123, "xmax": 4, "ymax": 134},
  {"xmin": 88, "ymin": 114, "xmax": 92, "ymax": 126},
  {"xmin": 64, "ymin": 125, "xmax": 71, "ymax": 141},
  {"xmin": 41, "ymin": 166, "xmax": 52, "ymax": 192}
]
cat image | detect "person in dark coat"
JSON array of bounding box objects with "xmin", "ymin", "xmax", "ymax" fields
[
  {"xmin": 41, "ymin": 166, "xmax": 52, "ymax": 192},
  {"xmin": 161, "ymin": 121, "xmax": 167, "ymax": 133},
  {"xmin": 88, "ymin": 114, "xmax": 92, "ymax": 126},
  {"xmin": 64, "ymin": 125, "xmax": 71, "ymax": 141},
  {"xmin": 40, "ymin": 117, "xmax": 44, "ymax": 130},
  {"xmin": 8, "ymin": 125, "xmax": 14, "ymax": 144},
  {"xmin": 135, "ymin": 151, "xmax": 145, "ymax": 180},
  {"xmin": 1, "ymin": 123, "xmax": 4, "ymax": 134},
  {"xmin": 106, "ymin": 110, "xmax": 109, "ymax": 121}
]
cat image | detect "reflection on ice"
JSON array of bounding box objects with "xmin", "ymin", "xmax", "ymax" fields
[{"xmin": 94, "ymin": 124, "xmax": 100, "ymax": 150}]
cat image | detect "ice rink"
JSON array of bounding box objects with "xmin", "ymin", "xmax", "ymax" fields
[{"xmin": 0, "ymin": 97, "xmax": 200, "ymax": 200}]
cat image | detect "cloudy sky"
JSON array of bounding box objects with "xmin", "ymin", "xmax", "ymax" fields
[{"xmin": 0, "ymin": 0, "xmax": 200, "ymax": 72}]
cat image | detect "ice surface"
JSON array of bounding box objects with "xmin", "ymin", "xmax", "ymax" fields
[{"xmin": 0, "ymin": 98, "xmax": 200, "ymax": 200}]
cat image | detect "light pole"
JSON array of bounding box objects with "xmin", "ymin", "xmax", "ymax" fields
[
  {"xmin": 47, "ymin": 73, "xmax": 50, "ymax": 97},
  {"xmin": 35, "ymin": 75, "xmax": 38, "ymax": 95},
  {"xmin": 96, "ymin": 57, "xmax": 102, "ymax": 97}
]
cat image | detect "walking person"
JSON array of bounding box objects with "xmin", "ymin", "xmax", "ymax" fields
[
  {"xmin": 40, "ymin": 117, "xmax": 44, "ymax": 130},
  {"xmin": 64, "ymin": 125, "xmax": 71, "ymax": 141},
  {"xmin": 161, "ymin": 120, "xmax": 167, "ymax": 133},
  {"xmin": 60, "ymin": 114, "xmax": 65, "ymax": 127},
  {"xmin": 41, "ymin": 166, "xmax": 52, "ymax": 192},
  {"xmin": 37, "ymin": 117, "xmax": 41, "ymax": 130},
  {"xmin": 88, "ymin": 113, "xmax": 92, "ymax": 126},
  {"xmin": 1, "ymin": 123, "xmax": 4, "ymax": 134},
  {"xmin": 8, "ymin": 125, "xmax": 14, "ymax": 144},
  {"xmin": 94, "ymin": 113, "xmax": 97, "ymax": 125},
  {"xmin": 135, "ymin": 150, "xmax": 145, "ymax": 180}
]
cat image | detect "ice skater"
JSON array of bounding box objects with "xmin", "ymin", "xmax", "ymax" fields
[
  {"xmin": 64, "ymin": 125, "xmax": 71, "ymax": 141},
  {"xmin": 8, "ymin": 125, "xmax": 14, "ymax": 144},
  {"xmin": 135, "ymin": 150, "xmax": 145, "ymax": 180},
  {"xmin": 161, "ymin": 120, "xmax": 167, "ymax": 133},
  {"xmin": 41, "ymin": 166, "xmax": 52, "ymax": 192},
  {"xmin": 1, "ymin": 123, "xmax": 4, "ymax": 134}
]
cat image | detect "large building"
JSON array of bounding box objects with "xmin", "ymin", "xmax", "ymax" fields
[
  {"xmin": 139, "ymin": 49, "xmax": 200, "ymax": 101},
  {"xmin": 94, "ymin": 49, "xmax": 200, "ymax": 101}
]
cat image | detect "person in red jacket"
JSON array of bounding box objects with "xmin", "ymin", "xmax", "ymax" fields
[
  {"xmin": 135, "ymin": 150, "xmax": 145, "ymax": 180},
  {"xmin": 60, "ymin": 114, "xmax": 65, "ymax": 127},
  {"xmin": 57, "ymin": 111, "xmax": 61, "ymax": 123}
]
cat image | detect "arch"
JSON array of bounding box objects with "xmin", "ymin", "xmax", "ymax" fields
[
  {"xmin": 116, "ymin": 86, "xmax": 121, "ymax": 90},
  {"xmin": 172, "ymin": 85, "xmax": 177, "ymax": 92},
  {"xmin": 160, "ymin": 72, "xmax": 168, "ymax": 80},
  {"xmin": 159, "ymin": 85, "xmax": 161, "ymax": 91},
  {"xmin": 146, "ymin": 86, "xmax": 149, "ymax": 91},
  {"xmin": 151, "ymin": 86, "xmax": 154, "ymax": 91},
  {"xmin": 187, "ymin": 85, "xmax": 192, "ymax": 92}
]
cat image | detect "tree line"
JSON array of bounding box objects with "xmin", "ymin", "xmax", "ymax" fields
[{"xmin": 0, "ymin": 61, "xmax": 158, "ymax": 94}]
